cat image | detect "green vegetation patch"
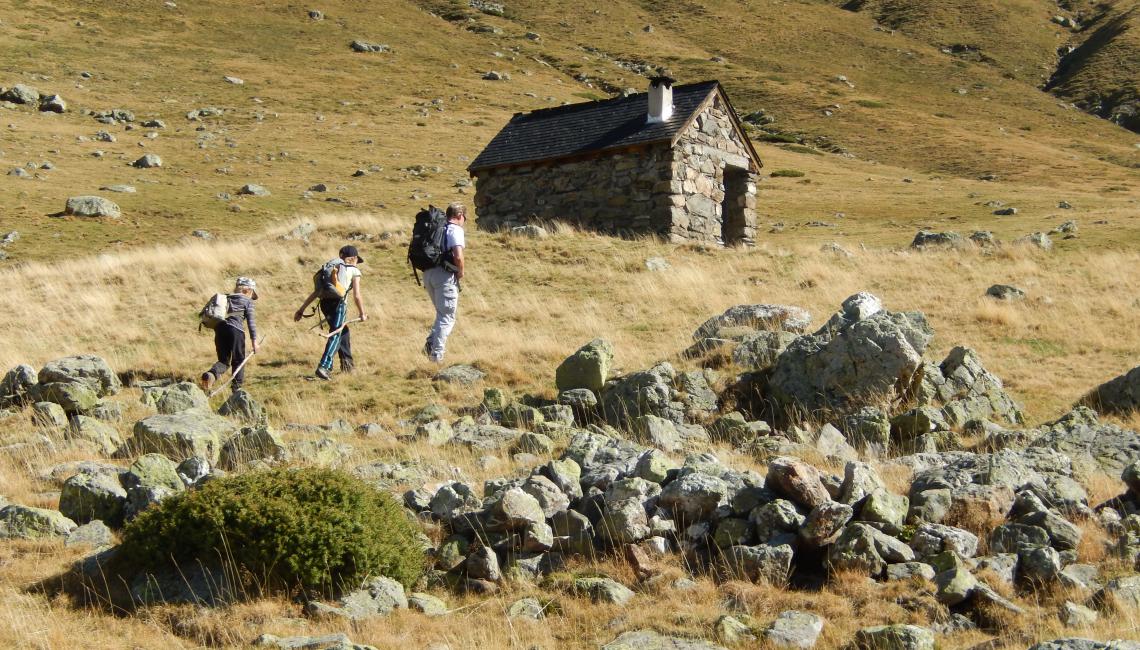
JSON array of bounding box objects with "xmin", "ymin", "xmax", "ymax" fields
[
  {"xmin": 118, "ymin": 468, "xmax": 425, "ymax": 596},
  {"xmin": 1000, "ymin": 336, "xmax": 1067, "ymax": 358},
  {"xmin": 854, "ymin": 99, "xmax": 887, "ymax": 108},
  {"xmin": 769, "ymin": 169, "xmax": 806, "ymax": 178},
  {"xmin": 757, "ymin": 132, "xmax": 800, "ymax": 143}
]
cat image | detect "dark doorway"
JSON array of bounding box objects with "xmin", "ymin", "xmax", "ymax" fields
[{"xmin": 721, "ymin": 166, "xmax": 749, "ymax": 246}]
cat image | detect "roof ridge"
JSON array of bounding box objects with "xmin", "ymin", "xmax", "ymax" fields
[{"xmin": 512, "ymin": 80, "xmax": 720, "ymax": 122}]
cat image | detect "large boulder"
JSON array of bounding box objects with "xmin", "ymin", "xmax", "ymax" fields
[
  {"xmin": 600, "ymin": 362, "xmax": 679, "ymax": 426},
  {"xmin": 724, "ymin": 543, "xmax": 794, "ymax": 584},
  {"xmin": 129, "ymin": 410, "xmax": 239, "ymax": 463},
  {"xmin": 143, "ymin": 382, "xmax": 209, "ymax": 414},
  {"xmin": 38, "ymin": 355, "xmax": 120, "ymax": 397},
  {"xmin": 920, "ymin": 347, "xmax": 1023, "ymax": 426},
  {"xmin": 218, "ymin": 423, "xmax": 289, "ymax": 470},
  {"xmin": 64, "ymin": 196, "xmax": 121, "ymax": 218},
  {"xmin": 0, "ymin": 504, "xmax": 77, "ymax": 539},
  {"xmin": 767, "ymin": 294, "xmax": 932, "ymax": 423},
  {"xmin": 59, "ymin": 464, "xmax": 128, "ymax": 526},
  {"xmin": 556, "ymin": 338, "xmax": 614, "ymax": 393},
  {"xmin": 766, "ymin": 610, "xmax": 824, "ymax": 649},
  {"xmin": 659, "ymin": 471, "xmax": 728, "ymax": 523},
  {"xmin": 1, "ymin": 364, "xmax": 38, "ymax": 403},
  {"xmin": 732, "ymin": 330, "xmax": 799, "ymax": 372},
  {"xmin": 1031, "ymin": 407, "xmax": 1140, "ymax": 475},
  {"xmin": 67, "ymin": 415, "xmax": 123, "ymax": 455},
  {"xmin": 693, "ymin": 304, "xmax": 812, "ymax": 339},
  {"xmin": 30, "ymin": 382, "xmax": 99, "ymax": 415},
  {"xmin": 854, "ymin": 624, "xmax": 935, "ymax": 650},
  {"xmin": 766, "ymin": 457, "xmax": 831, "ymax": 509},
  {"xmin": 1, "ymin": 84, "xmax": 40, "ymax": 105},
  {"xmin": 1084, "ymin": 365, "xmax": 1140, "ymax": 416}
]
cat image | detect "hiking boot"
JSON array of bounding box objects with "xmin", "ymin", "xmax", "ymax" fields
[
  {"xmin": 340, "ymin": 359, "xmax": 355, "ymax": 373},
  {"xmin": 200, "ymin": 372, "xmax": 215, "ymax": 391},
  {"xmin": 315, "ymin": 367, "xmax": 331, "ymax": 380},
  {"xmin": 422, "ymin": 340, "xmax": 433, "ymax": 358}
]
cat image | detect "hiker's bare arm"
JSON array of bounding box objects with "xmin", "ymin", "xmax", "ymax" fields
[
  {"xmin": 452, "ymin": 246, "xmax": 465, "ymax": 281},
  {"xmin": 351, "ymin": 277, "xmax": 367, "ymax": 321},
  {"xmin": 294, "ymin": 290, "xmax": 319, "ymax": 322}
]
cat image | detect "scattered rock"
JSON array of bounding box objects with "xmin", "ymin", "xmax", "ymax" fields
[{"xmin": 64, "ymin": 196, "xmax": 121, "ymax": 218}]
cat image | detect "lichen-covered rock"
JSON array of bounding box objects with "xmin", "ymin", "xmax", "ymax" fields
[
  {"xmin": 0, "ymin": 504, "xmax": 77, "ymax": 539},
  {"xmin": 574, "ymin": 576, "xmax": 635, "ymax": 604},
  {"xmin": 1032, "ymin": 407, "xmax": 1140, "ymax": 475},
  {"xmin": 64, "ymin": 194, "xmax": 121, "ymax": 217},
  {"xmin": 556, "ymin": 338, "xmax": 614, "ymax": 393},
  {"xmin": 659, "ymin": 471, "xmax": 728, "ymax": 522},
  {"xmin": 853, "ymin": 624, "xmax": 935, "ymax": 650},
  {"xmin": 921, "ymin": 347, "xmax": 1023, "ymax": 427},
  {"xmin": 725, "ymin": 543, "xmax": 794, "ymax": 584},
  {"xmin": 306, "ymin": 576, "xmax": 407, "ymax": 620},
  {"xmin": 30, "ymin": 382, "xmax": 99, "ymax": 415},
  {"xmin": 144, "ymin": 381, "xmax": 209, "ymax": 414},
  {"xmin": 129, "ymin": 410, "xmax": 239, "ymax": 463},
  {"xmin": 767, "ymin": 296, "xmax": 932, "ymax": 422},
  {"xmin": 600, "ymin": 362, "xmax": 679, "ymax": 426},
  {"xmin": 766, "ymin": 610, "xmax": 824, "ymax": 649},
  {"xmin": 733, "ymin": 330, "xmax": 799, "ymax": 372},
  {"xmin": 1, "ymin": 364, "xmax": 38, "ymax": 402},
  {"xmin": 38, "ymin": 355, "xmax": 121, "ymax": 396},
  {"xmin": 59, "ymin": 464, "xmax": 128, "ymax": 526},
  {"xmin": 217, "ymin": 389, "xmax": 265, "ymax": 422},
  {"xmin": 694, "ymin": 304, "xmax": 813, "ymax": 339}
]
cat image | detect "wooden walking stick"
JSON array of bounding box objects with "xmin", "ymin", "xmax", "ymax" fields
[
  {"xmin": 317, "ymin": 317, "xmax": 363, "ymax": 339},
  {"xmin": 210, "ymin": 335, "xmax": 266, "ymax": 398}
]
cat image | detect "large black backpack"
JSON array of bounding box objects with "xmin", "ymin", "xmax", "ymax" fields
[{"xmin": 408, "ymin": 205, "xmax": 450, "ymax": 284}]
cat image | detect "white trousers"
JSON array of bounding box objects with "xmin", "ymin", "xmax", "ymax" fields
[{"xmin": 423, "ymin": 267, "xmax": 459, "ymax": 361}]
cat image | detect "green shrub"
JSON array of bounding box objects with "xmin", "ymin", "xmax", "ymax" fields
[
  {"xmin": 769, "ymin": 169, "xmax": 806, "ymax": 178},
  {"xmin": 758, "ymin": 132, "xmax": 799, "ymax": 143},
  {"xmin": 117, "ymin": 468, "xmax": 424, "ymax": 597}
]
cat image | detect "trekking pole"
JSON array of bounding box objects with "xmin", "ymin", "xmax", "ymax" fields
[
  {"xmin": 317, "ymin": 318, "xmax": 363, "ymax": 339},
  {"xmin": 209, "ymin": 335, "xmax": 266, "ymax": 398}
]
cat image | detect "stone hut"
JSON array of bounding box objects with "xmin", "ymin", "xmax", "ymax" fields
[{"xmin": 468, "ymin": 77, "xmax": 763, "ymax": 245}]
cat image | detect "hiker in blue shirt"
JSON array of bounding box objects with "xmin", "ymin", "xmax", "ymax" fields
[
  {"xmin": 294, "ymin": 246, "xmax": 368, "ymax": 380},
  {"xmin": 201, "ymin": 277, "xmax": 259, "ymax": 393}
]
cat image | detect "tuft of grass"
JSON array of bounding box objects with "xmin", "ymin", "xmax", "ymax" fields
[
  {"xmin": 770, "ymin": 169, "xmax": 807, "ymax": 177},
  {"xmin": 854, "ymin": 99, "xmax": 887, "ymax": 108}
]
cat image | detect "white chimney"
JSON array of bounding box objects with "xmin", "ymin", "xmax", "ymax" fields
[{"xmin": 647, "ymin": 75, "xmax": 675, "ymax": 124}]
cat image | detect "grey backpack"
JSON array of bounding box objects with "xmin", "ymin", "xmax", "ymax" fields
[{"xmin": 199, "ymin": 293, "xmax": 229, "ymax": 330}]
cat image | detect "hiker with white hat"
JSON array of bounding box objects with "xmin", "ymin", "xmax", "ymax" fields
[{"xmin": 201, "ymin": 277, "xmax": 260, "ymax": 393}]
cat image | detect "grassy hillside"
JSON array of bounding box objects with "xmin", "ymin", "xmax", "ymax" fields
[
  {"xmin": 1, "ymin": 1, "xmax": 1140, "ymax": 648},
  {"xmin": 0, "ymin": 0, "xmax": 1137, "ymax": 264}
]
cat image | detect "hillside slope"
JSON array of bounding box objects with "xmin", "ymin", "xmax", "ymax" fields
[{"xmin": 0, "ymin": 0, "xmax": 1136, "ymax": 262}]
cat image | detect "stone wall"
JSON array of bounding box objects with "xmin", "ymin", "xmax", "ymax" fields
[
  {"xmin": 668, "ymin": 94, "xmax": 759, "ymax": 245},
  {"xmin": 472, "ymin": 145, "xmax": 675, "ymax": 237},
  {"xmin": 472, "ymin": 93, "xmax": 758, "ymax": 246}
]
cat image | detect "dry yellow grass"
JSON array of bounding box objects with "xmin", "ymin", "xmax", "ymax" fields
[{"xmin": 2, "ymin": 214, "xmax": 1140, "ymax": 648}]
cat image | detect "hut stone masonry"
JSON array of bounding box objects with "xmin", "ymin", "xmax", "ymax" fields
[{"xmin": 468, "ymin": 78, "xmax": 763, "ymax": 245}]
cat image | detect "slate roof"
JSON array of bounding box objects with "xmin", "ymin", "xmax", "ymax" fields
[{"xmin": 469, "ymin": 80, "xmax": 757, "ymax": 173}]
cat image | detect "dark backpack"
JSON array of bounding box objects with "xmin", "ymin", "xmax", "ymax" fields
[
  {"xmin": 313, "ymin": 259, "xmax": 346, "ymax": 301},
  {"xmin": 408, "ymin": 205, "xmax": 450, "ymax": 283}
]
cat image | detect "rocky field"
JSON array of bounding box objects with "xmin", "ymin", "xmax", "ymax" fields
[{"xmin": 1, "ymin": 1, "xmax": 1139, "ymax": 649}]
